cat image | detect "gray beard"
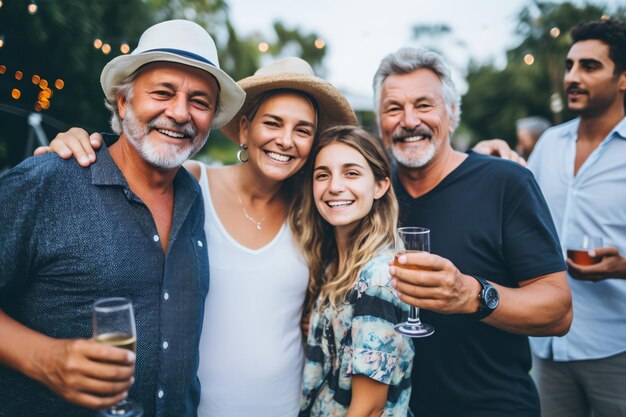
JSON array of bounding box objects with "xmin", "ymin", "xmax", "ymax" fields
[
  {"xmin": 391, "ymin": 141, "xmax": 436, "ymax": 168},
  {"xmin": 122, "ymin": 106, "xmax": 209, "ymax": 169}
]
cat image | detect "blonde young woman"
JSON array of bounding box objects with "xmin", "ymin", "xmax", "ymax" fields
[
  {"xmin": 295, "ymin": 126, "xmax": 414, "ymax": 417},
  {"xmin": 39, "ymin": 58, "xmax": 357, "ymax": 417}
]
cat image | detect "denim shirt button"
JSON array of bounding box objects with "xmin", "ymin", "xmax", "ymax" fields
[
  {"xmin": 163, "ymin": 292, "xmax": 169, "ymax": 301},
  {"xmin": 153, "ymin": 234, "xmax": 160, "ymax": 242},
  {"xmin": 158, "ymin": 389, "xmax": 164, "ymax": 399},
  {"xmin": 197, "ymin": 240, "xmax": 203, "ymax": 247},
  {"xmin": 162, "ymin": 341, "xmax": 168, "ymax": 350}
]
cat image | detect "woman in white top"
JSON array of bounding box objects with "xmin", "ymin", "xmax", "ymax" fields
[{"xmin": 41, "ymin": 57, "xmax": 356, "ymax": 417}]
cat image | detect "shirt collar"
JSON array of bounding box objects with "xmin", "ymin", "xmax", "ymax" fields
[
  {"xmin": 90, "ymin": 138, "xmax": 200, "ymax": 200},
  {"xmin": 560, "ymin": 116, "xmax": 626, "ymax": 141}
]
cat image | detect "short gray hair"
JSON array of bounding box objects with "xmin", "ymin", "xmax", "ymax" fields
[
  {"xmin": 516, "ymin": 116, "xmax": 551, "ymax": 140},
  {"xmin": 373, "ymin": 47, "xmax": 461, "ymax": 133},
  {"xmin": 104, "ymin": 73, "xmax": 138, "ymax": 135}
]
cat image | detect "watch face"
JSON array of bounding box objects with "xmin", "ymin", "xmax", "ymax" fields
[{"xmin": 484, "ymin": 287, "xmax": 499, "ymax": 309}]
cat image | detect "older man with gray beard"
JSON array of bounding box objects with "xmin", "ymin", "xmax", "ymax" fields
[
  {"xmin": 375, "ymin": 47, "xmax": 573, "ymax": 417},
  {"xmin": 0, "ymin": 20, "xmax": 244, "ymax": 417}
]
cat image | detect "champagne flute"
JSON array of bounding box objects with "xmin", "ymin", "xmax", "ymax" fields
[
  {"xmin": 394, "ymin": 227, "xmax": 435, "ymax": 338},
  {"xmin": 93, "ymin": 297, "xmax": 143, "ymax": 417}
]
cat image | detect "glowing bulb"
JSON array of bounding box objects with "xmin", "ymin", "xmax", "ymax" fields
[
  {"xmin": 524, "ymin": 54, "xmax": 535, "ymax": 65},
  {"xmin": 314, "ymin": 38, "xmax": 325, "ymax": 49},
  {"xmin": 40, "ymin": 100, "xmax": 50, "ymax": 109},
  {"xmin": 55, "ymin": 79, "xmax": 64, "ymax": 90},
  {"xmin": 550, "ymin": 27, "xmax": 560, "ymax": 38},
  {"xmin": 0, "ymin": 37, "xmax": 4, "ymax": 48},
  {"xmin": 27, "ymin": 2, "xmax": 37, "ymax": 15},
  {"xmin": 32, "ymin": 74, "xmax": 41, "ymax": 84},
  {"xmin": 38, "ymin": 79, "xmax": 48, "ymax": 88},
  {"xmin": 15, "ymin": 71, "xmax": 23, "ymax": 80},
  {"xmin": 11, "ymin": 88, "xmax": 21, "ymax": 99},
  {"xmin": 93, "ymin": 39, "xmax": 103, "ymax": 49},
  {"xmin": 0, "ymin": 65, "xmax": 6, "ymax": 74},
  {"xmin": 258, "ymin": 42, "xmax": 269, "ymax": 53},
  {"xmin": 102, "ymin": 43, "xmax": 111, "ymax": 55},
  {"xmin": 120, "ymin": 43, "xmax": 130, "ymax": 54}
]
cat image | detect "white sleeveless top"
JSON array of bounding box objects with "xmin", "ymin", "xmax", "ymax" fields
[{"xmin": 196, "ymin": 164, "xmax": 309, "ymax": 417}]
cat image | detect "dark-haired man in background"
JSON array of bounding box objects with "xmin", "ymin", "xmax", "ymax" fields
[
  {"xmin": 526, "ymin": 19, "xmax": 626, "ymax": 417},
  {"xmin": 476, "ymin": 18, "xmax": 626, "ymax": 417}
]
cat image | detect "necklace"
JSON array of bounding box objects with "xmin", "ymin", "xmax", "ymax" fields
[{"xmin": 236, "ymin": 193, "xmax": 266, "ymax": 231}]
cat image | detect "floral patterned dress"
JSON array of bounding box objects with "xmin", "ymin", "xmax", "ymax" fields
[{"xmin": 299, "ymin": 253, "xmax": 415, "ymax": 417}]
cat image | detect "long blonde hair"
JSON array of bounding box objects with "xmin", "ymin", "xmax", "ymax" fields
[{"xmin": 291, "ymin": 125, "xmax": 398, "ymax": 313}]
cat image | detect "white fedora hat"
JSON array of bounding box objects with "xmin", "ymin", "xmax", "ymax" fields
[
  {"xmin": 100, "ymin": 20, "xmax": 245, "ymax": 128},
  {"xmin": 221, "ymin": 57, "xmax": 357, "ymax": 142}
]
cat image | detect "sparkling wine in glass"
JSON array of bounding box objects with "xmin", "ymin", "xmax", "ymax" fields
[
  {"xmin": 394, "ymin": 227, "xmax": 435, "ymax": 338},
  {"xmin": 93, "ymin": 297, "xmax": 143, "ymax": 417}
]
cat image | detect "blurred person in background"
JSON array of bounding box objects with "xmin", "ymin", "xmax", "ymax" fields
[{"xmin": 515, "ymin": 116, "xmax": 551, "ymax": 159}]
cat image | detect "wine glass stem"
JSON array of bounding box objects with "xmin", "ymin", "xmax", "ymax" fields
[{"xmin": 408, "ymin": 305, "xmax": 422, "ymax": 324}]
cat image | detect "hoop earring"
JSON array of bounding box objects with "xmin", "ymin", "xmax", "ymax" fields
[{"xmin": 236, "ymin": 144, "xmax": 249, "ymax": 163}]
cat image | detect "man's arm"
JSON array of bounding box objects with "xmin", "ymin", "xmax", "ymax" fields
[
  {"xmin": 0, "ymin": 160, "xmax": 133, "ymax": 408},
  {"xmin": 34, "ymin": 128, "xmax": 103, "ymax": 167},
  {"xmin": 391, "ymin": 252, "xmax": 572, "ymax": 336},
  {"xmin": 0, "ymin": 309, "xmax": 135, "ymax": 408}
]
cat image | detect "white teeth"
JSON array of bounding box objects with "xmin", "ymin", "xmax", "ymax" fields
[
  {"xmin": 266, "ymin": 151, "xmax": 291, "ymax": 162},
  {"xmin": 402, "ymin": 135, "xmax": 425, "ymax": 143},
  {"xmin": 327, "ymin": 200, "xmax": 353, "ymax": 207},
  {"xmin": 157, "ymin": 129, "xmax": 185, "ymax": 138}
]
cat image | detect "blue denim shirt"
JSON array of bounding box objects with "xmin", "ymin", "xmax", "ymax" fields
[{"xmin": 0, "ymin": 143, "xmax": 209, "ymax": 417}]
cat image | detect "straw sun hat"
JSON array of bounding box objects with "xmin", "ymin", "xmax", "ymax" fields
[
  {"xmin": 100, "ymin": 20, "xmax": 245, "ymax": 129},
  {"xmin": 221, "ymin": 57, "xmax": 357, "ymax": 142}
]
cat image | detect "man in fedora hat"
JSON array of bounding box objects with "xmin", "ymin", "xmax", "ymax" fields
[
  {"xmin": 0, "ymin": 19, "xmax": 244, "ymax": 417},
  {"xmin": 374, "ymin": 47, "xmax": 572, "ymax": 417}
]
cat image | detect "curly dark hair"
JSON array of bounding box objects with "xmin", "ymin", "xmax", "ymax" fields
[{"xmin": 571, "ymin": 19, "xmax": 626, "ymax": 74}]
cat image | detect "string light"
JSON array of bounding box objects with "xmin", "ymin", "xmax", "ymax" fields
[
  {"xmin": 524, "ymin": 54, "xmax": 535, "ymax": 65},
  {"xmin": 120, "ymin": 42, "xmax": 130, "ymax": 54},
  {"xmin": 15, "ymin": 71, "xmax": 23, "ymax": 80},
  {"xmin": 258, "ymin": 42, "xmax": 269, "ymax": 53},
  {"xmin": 32, "ymin": 74, "xmax": 41, "ymax": 84},
  {"xmin": 27, "ymin": 0, "xmax": 38, "ymax": 15},
  {"xmin": 38, "ymin": 79, "xmax": 48, "ymax": 88},
  {"xmin": 549, "ymin": 27, "xmax": 560, "ymax": 38},
  {"xmin": 0, "ymin": 1, "xmax": 4, "ymax": 8},
  {"xmin": 12, "ymin": 89, "xmax": 21, "ymax": 99},
  {"xmin": 0, "ymin": 36, "xmax": 4, "ymax": 48},
  {"xmin": 101, "ymin": 43, "xmax": 112, "ymax": 54},
  {"xmin": 54, "ymin": 79, "xmax": 65, "ymax": 90},
  {"xmin": 314, "ymin": 38, "xmax": 325, "ymax": 49},
  {"xmin": 0, "ymin": 65, "xmax": 6, "ymax": 74},
  {"xmin": 93, "ymin": 38, "xmax": 103, "ymax": 49}
]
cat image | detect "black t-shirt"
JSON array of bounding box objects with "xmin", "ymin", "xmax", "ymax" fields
[{"xmin": 394, "ymin": 152, "xmax": 565, "ymax": 417}]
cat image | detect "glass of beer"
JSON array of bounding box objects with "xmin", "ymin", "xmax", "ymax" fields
[
  {"xmin": 93, "ymin": 297, "xmax": 143, "ymax": 417},
  {"xmin": 566, "ymin": 234, "xmax": 603, "ymax": 265},
  {"xmin": 394, "ymin": 227, "xmax": 435, "ymax": 338}
]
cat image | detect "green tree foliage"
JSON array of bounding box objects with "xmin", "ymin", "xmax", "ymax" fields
[
  {"xmin": 0, "ymin": 0, "xmax": 153, "ymax": 168},
  {"xmin": 462, "ymin": 1, "xmax": 626, "ymax": 147}
]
